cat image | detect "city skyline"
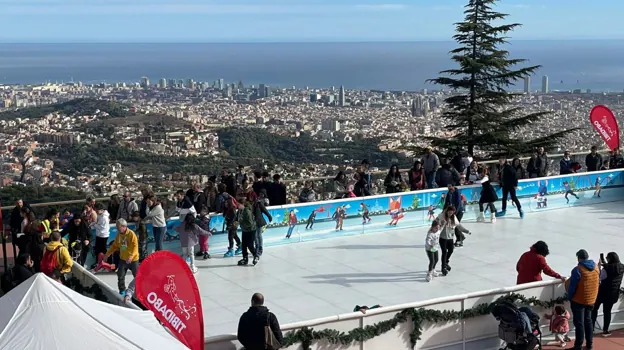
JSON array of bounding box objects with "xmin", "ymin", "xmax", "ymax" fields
[{"xmin": 0, "ymin": 0, "xmax": 623, "ymax": 42}]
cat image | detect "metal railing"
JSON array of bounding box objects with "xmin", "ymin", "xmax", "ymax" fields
[{"xmin": 0, "ymin": 149, "xmax": 610, "ymax": 214}]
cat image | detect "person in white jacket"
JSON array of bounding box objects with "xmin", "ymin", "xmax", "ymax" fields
[
  {"xmin": 92, "ymin": 203, "xmax": 111, "ymax": 258},
  {"xmin": 425, "ymin": 220, "xmax": 441, "ymax": 282},
  {"xmin": 145, "ymin": 195, "xmax": 167, "ymax": 251},
  {"xmin": 436, "ymin": 206, "xmax": 471, "ymax": 276}
]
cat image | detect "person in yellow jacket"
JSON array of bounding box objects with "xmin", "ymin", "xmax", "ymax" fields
[
  {"xmin": 104, "ymin": 218, "xmax": 139, "ymax": 294},
  {"xmin": 41, "ymin": 231, "xmax": 73, "ymax": 281}
]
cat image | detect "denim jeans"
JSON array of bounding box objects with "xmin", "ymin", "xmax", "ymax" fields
[
  {"xmin": 425, "ymin": 171, "xmax": 436, "ymax": 189},
  {"xmin": 571, "ymin": 301, "xmax": 594, "ymax": 349},
  {"xmin": 255, "ymin": 226, "xmax": 264, "ymax": 254},
  {"xmin": 152, "ymin": 226, "xmax": 166, "ymax": 251}
]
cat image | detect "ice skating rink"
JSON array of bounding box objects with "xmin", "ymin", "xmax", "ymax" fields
[{"xmin": 95, "ymin": 201, "xmax": 624, "ymax": 337}]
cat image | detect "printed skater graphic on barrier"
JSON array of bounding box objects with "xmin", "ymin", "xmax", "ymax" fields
[
  {"xmin": 164, "ymin": 275, "xmax": 197, "ymax": 321},
  {"xmin": 534, "ymin": 180, "xmax": 548, "ymax": 209},
  {"xmin": 359, "ymin": 203, "xmax": 372, "ymax": 224},
  {"xmin": 386, "ymin": 197, "xmax": 405, "ymax": 226},
  {"xmin": 563, "ymin": 181, "xmax": 579, "ymax": 203}
]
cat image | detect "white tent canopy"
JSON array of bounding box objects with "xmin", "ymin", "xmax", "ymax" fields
[{"xmin": 0, "ymin": 273, "xmax": 189, "ymax": 350}]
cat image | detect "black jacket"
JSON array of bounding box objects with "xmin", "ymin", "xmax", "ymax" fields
[
  {"xmin": 253, "ymin": 201, "xmax": 272, "ymax": 227},
  {"xmin": 10, "ymin": 204, "xmax": 32, "ymax": 231},
  {"xmin": 268, "ymin": 182, "xmax": 287, "ymax": 206},
  {"xmin": 435, "ymin": 164, "xmax": 460, "ymax": 188},
  {"xmin": 384, "ymin": 173, "xmax": 403, "ymax": 193},
  {"xmin": 61, "ymin": 221, "xmax": 91, "ymax": 243},
  {"xmin": 191, "ymin": 191, "xmax": 208, "ymax": 214},
  {"xmin": 500, "ymin": 163, "xmax": 518, "ymax": 189},
  {"xmin": 12, "ymin": 264, "xmax": 34, "ymax": 286},
  {"xmin": 598, "ymin": 262, "xmax": 624, "ymax": 304},
  {"xmin": 586, "ymin": 153, "xmax": 603, "ymax": 172},
  {"xmin": 237, "ymin": 306, "xmax": 283, "ymax": 350},
  {"xmin": 480, "ymin": 179, "xmax": 498, "ymax": 203}
]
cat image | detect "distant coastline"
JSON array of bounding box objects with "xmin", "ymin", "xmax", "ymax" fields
[{"xmin": 1, "ymin": 41, "xmax": 624, "ymax": 91}]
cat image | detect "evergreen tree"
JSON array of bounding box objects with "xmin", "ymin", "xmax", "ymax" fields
[{"xmin": 428, "ymin": 0, "xmax": 576, "ymax": 156}]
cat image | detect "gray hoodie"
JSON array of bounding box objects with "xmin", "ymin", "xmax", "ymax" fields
[{"xmin": 423, "ymin": 152, "xmax": 440, "ymax": 173}]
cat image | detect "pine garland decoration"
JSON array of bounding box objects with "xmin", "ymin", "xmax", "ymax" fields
[
  {"xmin": 66, "ymin": 276, "xmax": 110, "ymax": 304},
  {"xmin": 282, "ymin": 292, "xmax": 568, "ymax": 350}
]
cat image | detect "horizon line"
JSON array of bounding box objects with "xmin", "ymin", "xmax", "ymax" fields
[{"xmin": 2, "ymin": 38, "xmax": 624, "ymax": 45}]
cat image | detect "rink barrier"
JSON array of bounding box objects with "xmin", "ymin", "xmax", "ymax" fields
[
  {"xmin": 70, "ymin": 263, "xmax": 141, "ymax": 309},
  {"xmin": 97, "ymin": 168, "xmax": 624, "ymax": 255},
  {"xmin": 203, "ymin": 279, "xmax": 624, "ymax": 350}
]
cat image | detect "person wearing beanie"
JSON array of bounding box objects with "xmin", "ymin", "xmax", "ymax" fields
[{"xmin": 567, "ymin": 249, "xmax": 599, "ymax": 350}]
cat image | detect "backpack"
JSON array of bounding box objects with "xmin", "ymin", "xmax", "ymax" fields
[
  {"xmin": 40, "ymin": 246, "xmax": 62, "ymax": 278},
  {"xmin": 1, "ymin": 268, "xmax": 16, "ymax": 294}
]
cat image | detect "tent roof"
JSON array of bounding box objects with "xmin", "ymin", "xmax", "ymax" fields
[{"xmin": 0, "ymin": 273, "xmax": 189, "ymax": 350}]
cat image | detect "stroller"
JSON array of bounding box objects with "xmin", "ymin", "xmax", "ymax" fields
[{"xmin": 491, "ymin": 301, "xmax": 542, "ymax": 350}]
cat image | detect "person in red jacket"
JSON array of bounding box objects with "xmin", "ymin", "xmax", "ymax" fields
[{"xmin": 516, "ymin": 241, "xmax": 566, "ymax": 285}]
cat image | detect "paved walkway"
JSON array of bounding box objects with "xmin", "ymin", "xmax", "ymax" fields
[
  {"xmin": 93, "ymin": 201, "xmax": 624, "ymax": 338},
  {"xmin": 543, "ymin": 329, "xmax": 624, "ymax": 349}
]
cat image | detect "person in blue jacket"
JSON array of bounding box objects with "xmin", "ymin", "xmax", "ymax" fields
[{"xmin": 443, "ymin": 184, "xmax": 466, "ymax": 247}]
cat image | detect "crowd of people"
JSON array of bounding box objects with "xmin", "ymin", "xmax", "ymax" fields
[{"xmin": 515, "ymin": 241, "xmax": 624, "ymax": 349}]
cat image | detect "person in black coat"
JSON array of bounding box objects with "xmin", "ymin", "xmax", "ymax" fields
[
  {"xmin": 61, "ymin": 214, "xmax": 91, "ymax": 266},
  {"xmin": 237, "ymin": 293, "xmax": 283, "ymax": 350},
  {"xmin": 435, "ymin": 160, "xmax": 460, "ymax": 188},
  {"xmin": 497, "ymin": 157, "xmax": 523, "ymax": 218},
  {"xmin": 384, "ymin": 165, "xmax": 403, "ymax": 193},
  {"xmin": 477, "ymin": 168, "xmax": 498, "ymax": 223},
  {"xmin": 252, "ymin": 192, "xmax": 273, "ymax": 256},
  {"xmin": 268, "ymin": 174, "xmax": 287, "ymax": 206},
  {"xmin": 592, "ymin": 252, "xmax": 624, "ymax": 336},
  {"xmin": 2, "ymin": 253, "xmax": 35, "ymax": 293}
]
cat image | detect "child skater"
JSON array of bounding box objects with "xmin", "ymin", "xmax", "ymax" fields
[
  {"xmin": 476, "ymin": 168, "xmax": 498, "ymax": 223},
  {"xmin": 425, "ymin": 220, "xmax": 441, "ymax": 282},
  {"xmin": 360, "ymin": 203, "xmax": 371, "ymax": 224},
  {"xmin": 175, "ymin": 213, "xmax": 212, "ymax": 274},
  {"xmin": 196, "ymin": 210, "xmax": 215, "ymax": 259},
  {"xmin": 544, "ymin": 305, "xmax": 571, "ymax": 347},
  {"xmin": 305, "ymin": 210, "xmax": 316, "ymax": 230}
]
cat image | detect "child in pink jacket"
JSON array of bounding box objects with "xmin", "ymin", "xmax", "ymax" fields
[{"xmin": 544, "ymin": 305, "xmax": 571, "ymax": 347}]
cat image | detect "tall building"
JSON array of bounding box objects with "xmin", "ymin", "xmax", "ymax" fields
[
  {"xmin": 541, "ymin": 75, "xmax": 549, "ymax": 93},
  {"xmin": 338, "ymin": 85, "xmax": 346, "ymax": 107},
  {"xmin": 187, "ymin": 79, "xmax": 195, "ymax": 90},
  {"xmin": 523, "ymin": 76, "xmax": 530, "ymax": 93},
  {"xmin": 168, "ymin": 79, "xmax": 176, "ymax": 87},
  {"xmin": 159, "ymin": 78, "xmax": 167, "ymax": 89},
  {"xmin": 219, "ymin": 79, "xmax": 225, "ymax": 90},
  {"xmin": 258, "ymin": 84, "xmax": 266, "ymax": 98},
  {"xmin": 140, "ymin": 77, "xmax": 150, "ymax": 88}
]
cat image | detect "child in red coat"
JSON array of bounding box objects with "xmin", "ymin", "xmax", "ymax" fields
[{"xmin": 544, "ymin": 305, "xmax": 571, "ymax": 347}]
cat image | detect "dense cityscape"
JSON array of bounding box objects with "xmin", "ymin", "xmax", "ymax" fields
[{"xmin": 0, "ymin": 76, "xmax": 622, "ymax": 199}]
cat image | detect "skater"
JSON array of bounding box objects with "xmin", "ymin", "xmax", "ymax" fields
[
  {"xmin": 427, "ymin": 205, "xmax": 435, "ymax": 221},
  {"xmin": 436, "ymin": 205, "xmax": 470, "ymax": 276},
  {"xmin": 563, "ymin": 181, "xmax": 579, "ymax": 203},
  {"xmin": 333, "ymin": 206, "xmax": 345, "ymax": 231},
  {"xmin": 103, "ymin": 219, "xmax": 139, "ymax": 295},
  {"xmin": 223, "ymin": 196, "xmax": 243, "ymax": 257},
  {"xmin": 360, "ymin": 203, "xmax": 371, "ymax": 224},
  {"xmin": 425, "ymin": 220, "xmax": 441, "ymax": 282},
  {"xmin": 443, "ymin": 184, "xmax": 466, "ymax": 247},
  {"xmin": 496, "ymin": 157, "xmax": 524, "ymax": 219},
  {"xmin": 476, "ymin": 168, "xmax": 498, "ymax": 223},
  {"xmin": 195, "ymin": 210, "xmax": 213, "ymax": 259},
  {"xmin": 175, "ymin": 213, "xmax": 212, "ymax": 274},
  {"xmin": 252, "ymin": 193, "xmax": 272, "ymax": 256},
  {"xmin": 306, "ymin": 210, "xmax": 316, "ymax": 230},
  {"xmin": 286, "ymin": 210, "xmax": 297, "ymax": 238},
  {"xmin": 238, "ymin": 198, "xmax": 259, "ymax": 266}
]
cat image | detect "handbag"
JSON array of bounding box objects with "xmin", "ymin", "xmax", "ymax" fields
[{"xmin": 264, "ymin": 313, "xmax": 281, "ymax": 350}]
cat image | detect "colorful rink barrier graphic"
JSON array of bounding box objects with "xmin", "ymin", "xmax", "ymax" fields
[{"xmin": 105, "ymin": 169, "xmax": 624, "ymax": 254}]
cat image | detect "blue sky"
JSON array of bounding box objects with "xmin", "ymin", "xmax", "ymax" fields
[{"xmin": 0, "ymin": 0, "xmax": 622, "ymax": 42}]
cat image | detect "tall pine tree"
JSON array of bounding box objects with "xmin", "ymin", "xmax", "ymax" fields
[{"xmin": 428, "ymin": 0, "xmax": 576, "ymax": 156}]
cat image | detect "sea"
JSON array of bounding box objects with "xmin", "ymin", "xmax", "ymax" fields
[{"xmin": 1, "ymin": 40, "xmax": 624, "ymax": 92}]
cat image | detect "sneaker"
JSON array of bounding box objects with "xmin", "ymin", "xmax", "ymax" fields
[
  {"xmin": 191, "ymin": 266, "xmax": 198, "ymax": 274},
  {"xmin": 426, "ymin": 272, "xmax": 432, "ymax": 282},
  {"xmin": 519, "ymin": 209, "xmax": 524, "ymax": 219},
  {"xmin": 195, "ymin": 250, "xmax": 204, "ymax": 257},
  {"xmin": 234, "ymin": 247, "xmax": 242, "ymax": 255},
  {"xmin": 495, "ymin": 210, "xmax": 507, "ymax": 218},
  {"xmin": 491, "ymin": 216, "xmax": 496, "ymax": 223},
  {"xmin": 433, "ymin": 270, "xmax": 440, "ymax": 277},
  {"xmin": 477, "ymin": 213, "xmax": 485, "ymax": 222},
  {"xmin": 120, "ymin": 290, "xmax": 126, "ymax": 297},
  {"xmin": 442, "ymin": 269, "xmax": 448, "ymax": 276},
  {"xmin": 252, "ymin": 256, "xmax": 259, "ymax": 265},
  {"xmin": 558, "ymin": 341, "xmax": 566, "ymax": 348},
  {"xmin": 237, "ymin": 258, "xmax": 248, "ymax": 266},
  {"xmin": 446, "ymin": 264, "xmax": 452, "ymax": 271},
  {"xmin": 224, "ymin": 249, "xmax": 234, "ymax": 258},
  {"xmin": 203, "ymin": 252, "xmax": 210, "ymax": 260},
  {"xmin": 603, "ymin": 331, "xmax": 612, "ymax": 337}
]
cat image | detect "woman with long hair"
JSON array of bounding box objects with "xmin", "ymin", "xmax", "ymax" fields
[
  {"xmin": 466, "ymin": 160, "xmax": 481, "ymax": 184},
  {"xmin": 512, "ymin": 158, "xmax": 527, "ymax": 180},
  {"xmin": 516, "ymin": 241, "xmax": 565, "ymax": 285},
  {"xmin": 334, "ymin": 171, "xmax": 348, "ymax": 199},
  {"xmin": 175, "ymin": 213, "xmax": 211, "ymax": 274},
  {"xmin": 408, "ymin": 160, "xmax": 425, "ymax": 191},
  {"xmin": 592, "ymin": 252, "xmax": 624, "ymax": 337},
  {"xmin": 384, "ymin": 164, "xmax": 403, "ymax": 194},
  {"xmin": 436, "ymin": 205, "xmax": 470, "ymax": 276},
  {"xmin": 476, "ymin": 168, "xmax": 498, "ymax": 223}
]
